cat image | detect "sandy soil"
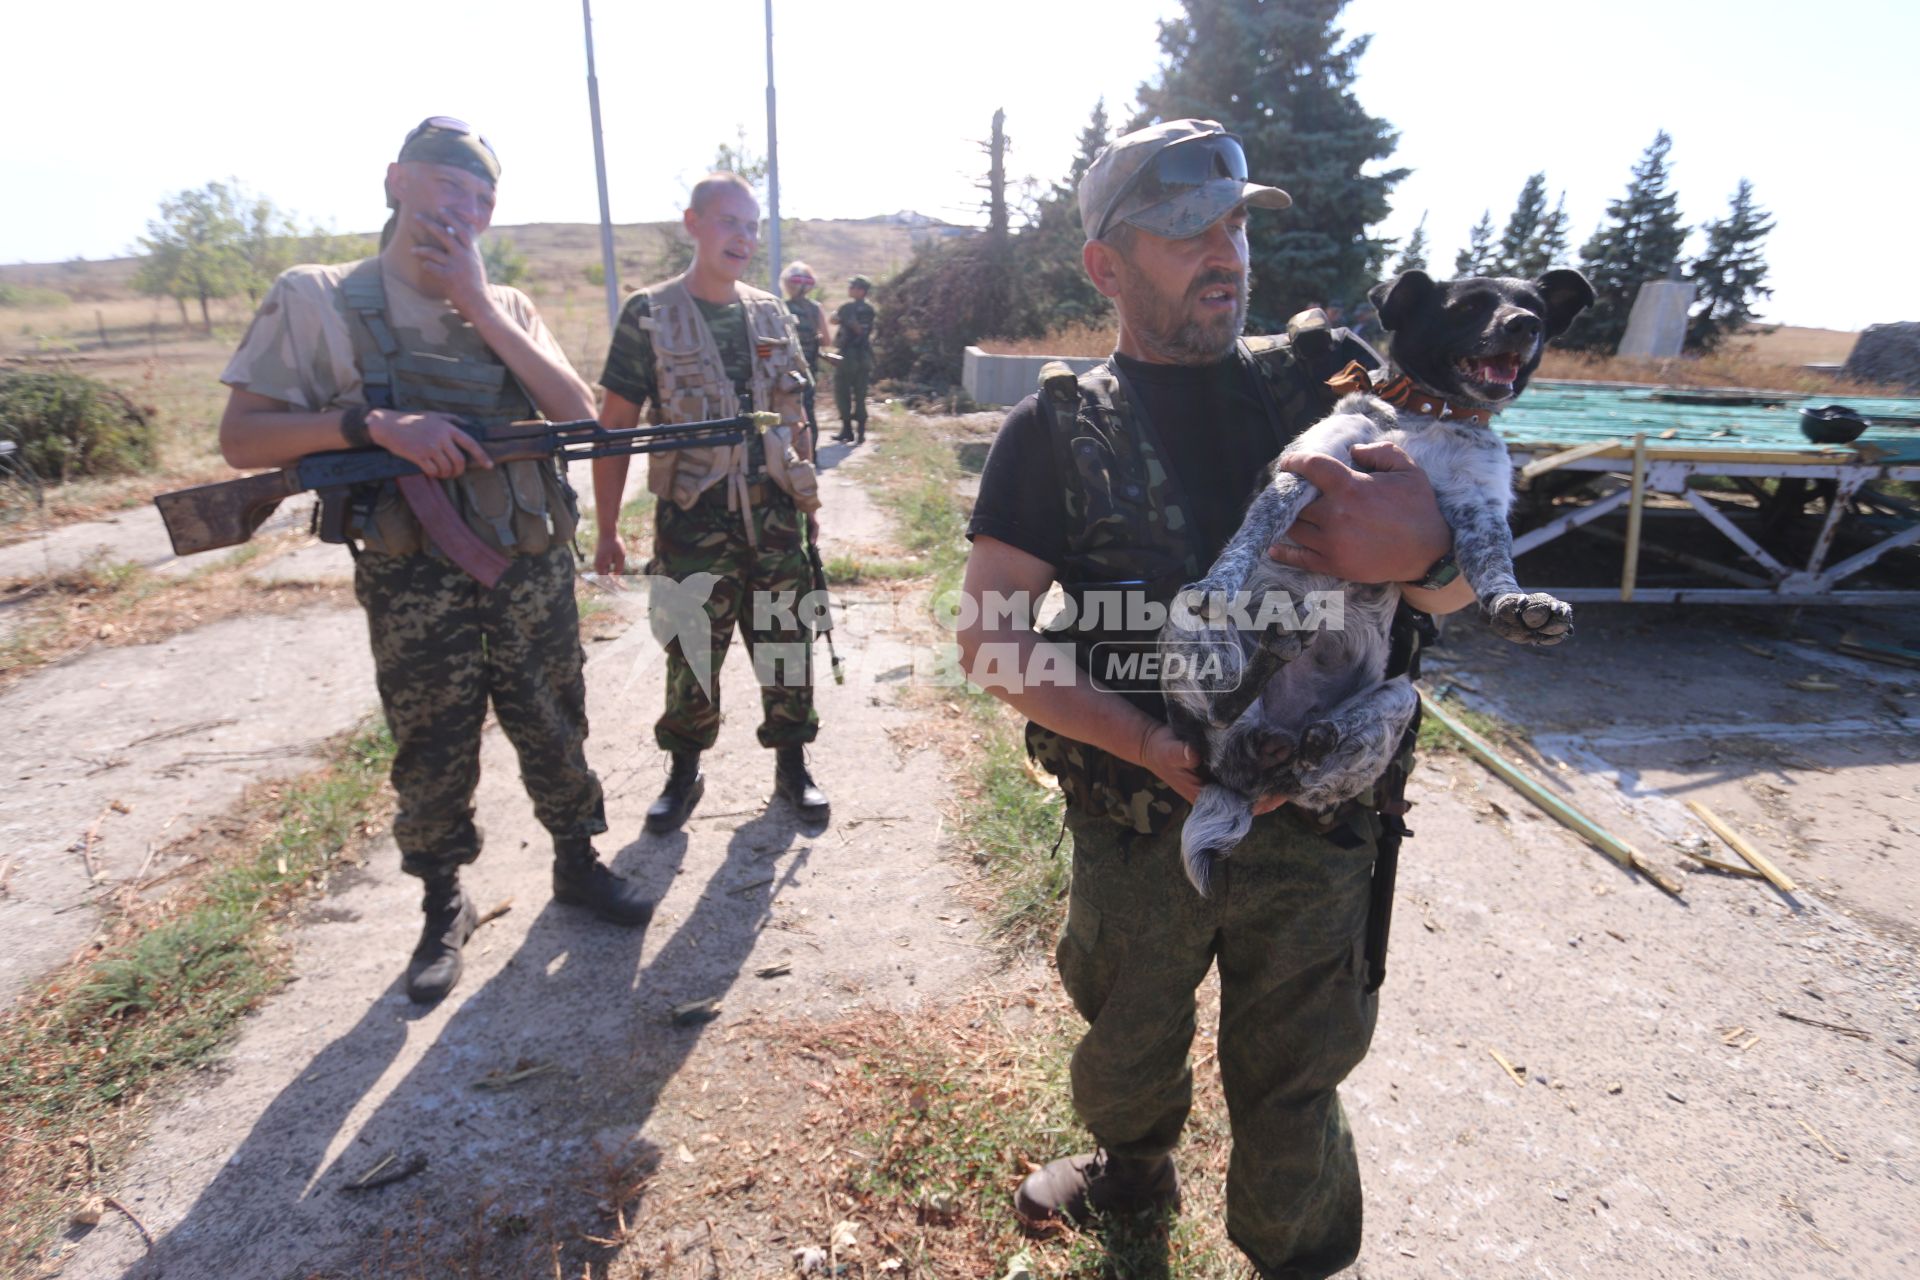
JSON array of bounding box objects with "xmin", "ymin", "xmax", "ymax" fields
[{"xmin": 16, "ymin": 422, "xmax": 1917, "ymax": 1278}]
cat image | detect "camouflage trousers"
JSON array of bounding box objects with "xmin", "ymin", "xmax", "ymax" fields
[
  {"xmin": 1057, "ymin": 803, "xmax": 1383, "ymax": 1279},
  {"xmin": 354, "ymin": 544, "xmax": 607, "ymax": 879},
  {"xmin": 649, "ymin": 487, "xmax": 819, "ymax": 754},
  {"xmin": 833, "ymin": 349, "xmax": 872, "ymax": 429}
]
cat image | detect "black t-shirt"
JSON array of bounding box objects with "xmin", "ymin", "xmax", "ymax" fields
[{"xmin": 967, "ymin": 351, "xmax": 1287, "ymax": 571}]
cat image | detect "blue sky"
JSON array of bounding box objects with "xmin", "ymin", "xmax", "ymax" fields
[{"xmin": 4, "ymin": 0, "xmax": 1912, "ymax": 330}]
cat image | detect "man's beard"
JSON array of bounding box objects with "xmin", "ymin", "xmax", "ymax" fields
[{"xmin": 1120, "ymin": 264, "xmax": 1249, "ymax": 364}]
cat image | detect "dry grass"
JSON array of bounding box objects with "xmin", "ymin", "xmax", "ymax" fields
[
  {"xmin": 0, "ymin": 722, "xmax": 395, "ymax": 1275},
  {"xmin": 978, "ymin": 321, "xmax": 1118, "ymax": 359},
  {"xmin": 0, "ymin": 533, "xmax": 348, "ymax": 691}
]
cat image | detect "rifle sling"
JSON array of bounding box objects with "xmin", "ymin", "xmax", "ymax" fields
[{"xmin": 395, "ymin": 474, "xmax": 511, "ymax": 589}]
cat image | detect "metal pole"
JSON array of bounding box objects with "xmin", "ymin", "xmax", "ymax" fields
[
  {"xmin": 582, "ymin": 0, "xmax": 621, "ymax": 332},
  {"xmin": 764, "ymin": 0, "xmax": 782, "ymax": 292}
]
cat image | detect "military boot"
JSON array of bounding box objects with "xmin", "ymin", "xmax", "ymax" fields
[
  {"xmin": 855, "ymin": 418, "xmax": 866, "ymax": 444},
  {"xmin": 406, "ymin": 873, "xmax": 477, "ymax": 1005},
  {"xmin": 1013, "ymin": 1150, "xmax": 1180, "ymax": 1225},
  {"xmin": 834, "ymin": 425, "xmax": 855, "ymax": 444},
  {"xmin": 552, "ymin": 836, "xmax": 655, "ymax": 927},
  {"xmin": 773, "ymin": 745, "xmax": 829, "ymax": 821},
  {"xmin": 644, "ymin": 750, "xmax": 704, "ymax": 834}
]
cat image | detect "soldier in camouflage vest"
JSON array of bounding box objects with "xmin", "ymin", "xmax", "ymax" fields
[
  {"xmin": 781, "ymin": 261, "xmax": 829, "ymax": 455},
  {"xmin": 218, "ymin": 118, "xmax": 655, "ymax": 1006},
  {"xmin": 592, "ymin": 173, "xmax": 828, "ymax": 836},
  {"xmin": 957, "ymin": 119, "xmax": 1475, "ymax": 1277}
]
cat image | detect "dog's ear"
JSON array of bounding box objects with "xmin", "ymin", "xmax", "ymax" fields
[
  {"xmin": 1536, "ymin": 269, "xmax": 1596, "ymax": 338},
  {"xmin": 1370, "ymin": 270, "xmax": 1437, "ymax": 332}
]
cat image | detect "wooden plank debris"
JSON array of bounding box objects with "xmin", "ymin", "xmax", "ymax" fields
[
  {"xmin": 343, "ymin": 1151, "xmax": 428, "ymax": 1191},
  {"xmin": 1679, "ymin": 848, "xmax": 1765, "ymax": 878},
  {"xmin": 1518, "ymin": 438, "xmax": 1623, "ymax": 481},
  {"xmin": 1688, "ymin": 800, "xmax": 1797, "ymax": 892},
  {"xmin": 1418, "ymin": 692, "xmax": 1682, "ymax": 895}
]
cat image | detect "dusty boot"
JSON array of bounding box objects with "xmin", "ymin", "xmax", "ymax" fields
[
  {"xmin": 406, "ymin": 873, "xmax": 476, "ymax": 1005},
  {"xmin": 834, "ymin": 426, "xmax": 855, "ymax": 443},
  {"xmin": 855, "ymin": 418, "xmax": 866, "ymax": 444},
  {"xmin": 773, "ymin": 745, "xmax": 829, "ymax": 821},
  {"xmin": 552, "ymin": 836, "xmax": 655, "ymax": 927},
  {"xmin": 644, "ymin": 751, "xmax": 704, "ymax": 834},
  {"xmin": 1014, "ymin": 1149, "xmax": 1180, "ymax": 1225}
]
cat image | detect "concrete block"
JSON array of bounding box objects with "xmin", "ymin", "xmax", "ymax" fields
[{"xmin": 962, "ymin": 346, "xmax": 1107, "ymax": 408}]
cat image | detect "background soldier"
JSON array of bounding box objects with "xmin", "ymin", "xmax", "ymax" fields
[
  {"xmin": 780, "ymin": 260, "xmax": 830, "ymax": 455},
  {"xmin": 217, "ymin": 118, "xmax": 653, "ymax": 1005},
  {"xmin": 832, "ymin": 274, "xmax": 877, "ymax": 443},
  {"xmin": 956, "ymin": 119, "xmax": 1474, "ymax": 1276},
  {"xmin": 592, "ymin": 173, "xmax": 829, "ymax": 835}
]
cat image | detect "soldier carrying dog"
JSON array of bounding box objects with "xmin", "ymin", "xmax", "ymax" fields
[
  {"xmin": 217, "ymin": 117, "xmax": 654, "ymax": 1005},
  {"xmin": 956, "ymin": 119, "xmax": 1475, "ymax": 1276},
  {"xmin": 592, "ymin": 172, "xmax": 829, "ymax": 835}
]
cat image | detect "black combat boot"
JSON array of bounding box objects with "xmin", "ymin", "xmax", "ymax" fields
[
  {"xmin": 855, "ymin": 418, "xmax": 866, "ymax": 444},
  {"xmin": 552, "ymin": 836, "xmax": 655, "ymax": 926},
  {"xmin": 406, "ymin": 873, "xmax": 477, "ymax": 1005},
  {"xmin": 1014, "ymin": 1149, "xmax": 1180, "ymax": 1225},
  {"xmin": 834, "ymin": 425, "xmax": 855, "ymax": 444},
  {"xmin": 644, "ymin": 750, "xmax": 704, "ymax": 834},
  {"xmin": 773, "ymin": 745, "xmax": 829, "ymax": 821}
]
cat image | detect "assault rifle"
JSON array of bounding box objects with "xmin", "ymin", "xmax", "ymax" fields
[
  {"xmin": 154, "ymin": 412, "xmax": 770, "ymax": 588},
  {"xmin": 802, "ymin": 513, "xmax": 845, "ymax": 684}
]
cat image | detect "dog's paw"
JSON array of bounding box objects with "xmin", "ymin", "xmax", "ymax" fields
[
  {"xmin": 1297, "ymin": 719, "xmax": 1341, "ymax": 768},
  {"xmin": 1484, "ymin": 591, "xmax": 1574, "ymax": 646},
  {"xmin": 1173, "ymin": 577, "xmax": 1238, "ymax": 627}
]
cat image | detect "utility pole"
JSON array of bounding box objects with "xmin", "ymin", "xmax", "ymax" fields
[
  {"xmin": 582, "ymin": 0, "xmax": 620, "ymax": 331},
  {"xmin": 764, "ymin": 0, "xmax": 782, "ymax": 291}
]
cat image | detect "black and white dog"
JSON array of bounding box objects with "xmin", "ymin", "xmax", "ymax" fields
[{"xmin": 1161, "ymin": 269, "xmax": 1595, "ymax": 895}]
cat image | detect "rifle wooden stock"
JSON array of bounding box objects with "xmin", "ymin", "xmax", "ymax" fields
[{"xmin": 153, "ymin": 469, "xmax": 301, "ymax": 556}]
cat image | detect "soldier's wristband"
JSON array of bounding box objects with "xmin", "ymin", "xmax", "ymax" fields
[{"xmin": 340, "ymin": 406, "xmax": 373, "ymax": 449}]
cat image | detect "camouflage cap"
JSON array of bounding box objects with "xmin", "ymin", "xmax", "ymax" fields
[
  {"xmin": 1079, "ymin": 118, "xmax": 1289, "ymax": 242},
  {"xmin": 397, "ymin": 116, "xmax": 500, "ymax": 188},
  {"xmin": 849, "ymin": 275, "xmax": 872, "ymax": 290}
]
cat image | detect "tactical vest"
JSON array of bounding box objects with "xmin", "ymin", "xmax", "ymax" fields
[
  {"xmin": 640, "ymin": 276, "xmax": 814, "ymax": 525},
  {"xmin": 787, "ymin": 295, "xmax": 824, "ymax": 363},
  {"xmin": 338, "ymin": 258, "xmax": 578, "ymax": 560},
  {"xmin": 1024, "ymin": 320, "xmax": 1413, "ymax": 835}
]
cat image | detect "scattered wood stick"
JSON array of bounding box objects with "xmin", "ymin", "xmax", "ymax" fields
[
  {"xmin": 1679, "ymin": 848, "xmax": 1765, "ymax": 878},
  {"xmin": 104, "ymin": 1195, "xmax": 154, "ymax": 1249},
  {"xmin": 474, "ymin": 1061, "xmax": 558, "ymax": 1090},
  {"xmin": 1885, "ymin": 1046, "xmax": 1918, "ymax": 1070},
  {"xmin": 1797, "ymin": 1116, "xmax": 1849, "ymax": 1163},
  {"xmin": 474, "ymin": 898, "xmax": 514, "ymax": 928},
  {"xmin": 1777, "ymin": 1010, "xmax": 1871, "ymax": 1041},
  {"xmin": 1487, "ymin": 1046, "xmax": 1527, "ymax": 1088},
  {"xmin": 1687, "ymin": 800, "xmax": 1797, "ymax": 893},
  {"xmin": 755, "ymin": 962, "xmax": 793, "ymax": 979},
  {"xmin": 342, "ymin": 1151, "xmax": 427, "ymax": 1191},
  {"xmin": 1418, "ymin": 693, "xmax": 1682, "ymax": 896},
  {"xmin": 727, "ymin": 876, "xmax": 776, "ymax": 896}
]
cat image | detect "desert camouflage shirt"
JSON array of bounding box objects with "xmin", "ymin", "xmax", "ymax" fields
[{"xmin": 221, "ymin": 259, "xmax": 568, "ymax": 410}]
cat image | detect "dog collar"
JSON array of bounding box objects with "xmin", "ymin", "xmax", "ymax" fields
[{"xmin": 1371, "ymin": 372, "xmax": 1496, "ymax": 428}]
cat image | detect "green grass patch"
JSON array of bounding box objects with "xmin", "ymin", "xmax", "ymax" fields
[
  {"xmin": 823, "ymin": 553, "xmax": 926, "ymax": 585},
  {"xmin": 1417, "ymin": 687, "xmax": 1528, "ymax": 754},
  {"xmin": 0, "ymin": 720, "xmax": 395, "ymax": 1272}
]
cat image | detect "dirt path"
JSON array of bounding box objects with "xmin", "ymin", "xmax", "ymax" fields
[
  {"xmin": 53, "ymin": 432, "xmax": 990, "ymax": 1278},
  {"xmin": 22, "ymin": 421, "xmax": 1918, "ymax": 1278}
]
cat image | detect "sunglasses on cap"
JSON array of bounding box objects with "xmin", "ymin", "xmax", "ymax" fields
[
  {"xmin": 404, "ymin": 116, "xmax": 498, "ymax": 159},
  {"xmin": 1092, "ymin": 132, "xmax": 1251, "ymax": 241}
]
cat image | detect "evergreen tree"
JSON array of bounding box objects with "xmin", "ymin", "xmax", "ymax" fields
[
  {"xmin": 1133, "ymin": 0, "xmax": 1407, "ymax": 330},
  {"xmin": 1454, "ymin": 211, "xmax": 1496, "ymax": 277},
  {"xmin": 1015, "ymin": 98, "xmax": 1113, "ymax": 332},
  {"xmin": 1494, "ymin": 173, "xmax": 1547, "ymax": 276},
  {"xmin": 1526, "ymin": 192, "xmax": 1571, "ymax": 274},
  {"xmin": 1562, "ymin": 130, "xmax": 1688, "ymax": 351},
  {"xmin": 1393, "ymin": 212, "xmax": 1428, "ymax": 274},
  {"xmin": 1685, "ymin": 178, "xmax": 1774, "ymax": 352}
]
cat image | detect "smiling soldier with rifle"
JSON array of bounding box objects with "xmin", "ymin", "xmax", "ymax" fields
[{"xmin": 210, "ymin": 117, "xmax": 659, "ymax": 1004}]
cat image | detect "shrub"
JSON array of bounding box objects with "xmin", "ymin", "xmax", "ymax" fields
[
  {"xmin": 0, "ymin": 283, "xmax": 71, "ymax": 308},
  {"xmin": 0, "ymin": 370, "xmax": 157, "ymax": 481}
]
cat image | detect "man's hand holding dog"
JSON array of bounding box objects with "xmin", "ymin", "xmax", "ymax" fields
[
  {"xmin": 1139, "ymin": 722, "xmax": 1287, "ymax": 815},
  {"xmin": 1268, "ymin": 441, "xmax": 1450, "ymax": 584}
]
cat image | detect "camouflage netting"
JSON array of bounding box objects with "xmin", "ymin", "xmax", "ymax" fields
[{"xmin": 1843, "ymin": 322, "xmax": 1920, "ymax": 391}]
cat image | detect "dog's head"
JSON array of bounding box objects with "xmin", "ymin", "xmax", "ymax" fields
[{"xmin": 1368, "ymin": 268, "xmax": 1594, "ymax": 411}]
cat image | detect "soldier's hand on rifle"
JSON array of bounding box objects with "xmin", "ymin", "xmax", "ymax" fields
[
  {"xmin": 594, "ymin": 531, "xmax": 628, "ymax": 578},
  {"xmin": 410, "ymin": 211, "xmax": 493, "ymax": 321},
  {"xmin": 369, "ymin": 410, "xmax": 493, "ymax": 479}
]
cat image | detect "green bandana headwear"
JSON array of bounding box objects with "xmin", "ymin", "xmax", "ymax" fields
[{"xmin": 381, "ymin": 118, "xmax": 501, "ymax": 248}]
